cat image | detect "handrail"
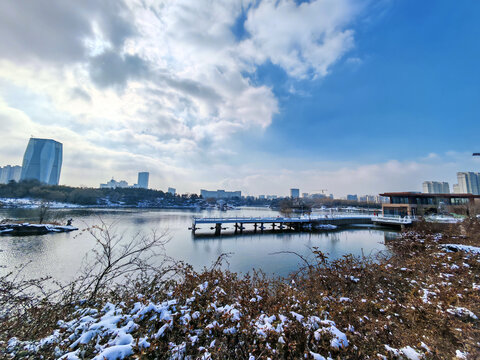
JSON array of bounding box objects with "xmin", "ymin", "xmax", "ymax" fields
[{"xmin": 193, "ymin": 214, "xmax": 375, "ymax": 223}]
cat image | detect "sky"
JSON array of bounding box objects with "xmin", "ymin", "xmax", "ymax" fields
[{"xmin": 0, "ymin": 0, "xmax": 479, "ymax": 197}]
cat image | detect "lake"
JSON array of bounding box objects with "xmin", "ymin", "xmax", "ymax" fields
[{"xmin": 0, "ymin": 207, "xmax": 397, "ymax": 282}]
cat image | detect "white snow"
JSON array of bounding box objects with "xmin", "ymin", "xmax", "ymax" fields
[
  {"xmin": 0, "ymin": 197, "xmax": 84, "ymax": 209},
  {"xmin": 442, "ymin": 244, "xmax": 480, "ymax": 254},
  {"xmin": 446, "ymin": 307, "xmax": 478, "ymax": 320},
  {"xmin": 6, "ymin": 278, "xmax": 352, "ymax": 359},
  {"xmin": 400, "ymin": 346, "xmax": 423, "ymax": 360}
]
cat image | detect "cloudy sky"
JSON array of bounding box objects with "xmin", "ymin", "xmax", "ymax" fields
[{"xmin": 1, "ymin": 0, "xmax": 479, "ymax": 196}]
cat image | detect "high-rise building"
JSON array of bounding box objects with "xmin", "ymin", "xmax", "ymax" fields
[
  {"xmin": 200, "ymin": 189, "xmax": 241, "ymax": 199},
  {"xmin": 137, "ymin": 172, "xmax": 149, "ymax": 189},
  {"xmin": 422, "ymin": 181, "xmax": 450, "ymax": 194},
  {"xmin": 359, "ymin": 195, "xmax": 377, "ymax": 203},
  {"xmin": 20, "ymin": 138, "xmax": 62, "ymax": 185},
  {"xmin": 290, "ymin": 188, "xmax": 300, "ymax": 198},
  {"xmin": 457, "ymin": 172, "xmax": 480, "ymax": 195},
  {"xmin": 168, "ymin": 187, "xmax": 176, "ymax": 195},
  {"xmin": 346, "ymin": 194, "xmax": 358, "ymax": 201},
  {"xmin": 310, "ymin": 193, "xmax": 326, "ymax": 199},
  {"xmin": 452, "ymin": 184, "xmax": 461, "ymax": 194},
  {"xmin": 0, "ymin": 165, "xmax": 22, "ymax": 184}
]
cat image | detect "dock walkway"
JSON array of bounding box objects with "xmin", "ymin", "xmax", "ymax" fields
[{"xmin": 191, "ymin": 214, "xmax": 383, "ymax": 235}]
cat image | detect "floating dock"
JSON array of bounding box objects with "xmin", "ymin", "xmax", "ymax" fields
[
  {"xmin": 190, "ymin": 215, "xmax": 381, "ymax": 235},
  {"xmin": 191, "ymin": 214, "xmax": 417, "ymax": 235},
  {"xmin": 371, "ymin": 216, "xmax": 415, "ymax": 227}
]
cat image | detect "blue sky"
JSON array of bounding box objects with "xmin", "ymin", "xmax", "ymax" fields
[
  {"xmin": 251, "ymin": 0, "xmax": 480, "ymax": 162},
  {"xmin": 0, "ymin": 0, "xmax": 479, "ymax": 196}
]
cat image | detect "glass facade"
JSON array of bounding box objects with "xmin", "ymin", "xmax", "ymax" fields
[
  {"xmin": 391, "ymin": 195, "xmax": 472, "ymax": 206},
  {"xmin": 391, "ymin": 197, "xmax": 409, "ymax": 204},
  {"xmin": 137, "ymin": 172, "xmax": 149, "ymax": 189},
  {"xmin": 20, "ymin": 138, "xmax": 63, "ymax": 185}
]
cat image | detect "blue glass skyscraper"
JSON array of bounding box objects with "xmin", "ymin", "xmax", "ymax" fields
[
  {"xmin": 137, "ymin": 172, "xmax": 149, "ymax": 189},
  {"xmin": 20, "ymin": 138, "xmax": 63, "ymax": 185}
]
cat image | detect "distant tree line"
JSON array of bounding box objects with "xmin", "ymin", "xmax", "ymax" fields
[
  {"xmin": 0, "ymin": 180, "xmax": 383, "ymax": 209},
  {"xmin": 0, "ymin": 180, "xmax": 197, "ymax": 206}
]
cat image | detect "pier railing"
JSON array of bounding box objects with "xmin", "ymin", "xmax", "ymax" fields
[
  {"xmin": 193, "ymin": 214, "xmax": 374, "ymax": 224},
  {"xmin": 191, "ymin": 213, "xmax": 416, "ymax": 234},
  {"xmin": 372, "ymin": 215, "xmax": 416, "ymax": 224}
]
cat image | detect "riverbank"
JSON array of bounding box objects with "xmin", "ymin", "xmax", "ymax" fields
[{"xmin": 2, "ymin": 219, "xmax": 479, "ymax": 359}]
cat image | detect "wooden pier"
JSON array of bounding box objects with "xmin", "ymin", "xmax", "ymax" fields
[{"xmin": 190, "ymin": 215, "xmax": 377, "ymax": 235}]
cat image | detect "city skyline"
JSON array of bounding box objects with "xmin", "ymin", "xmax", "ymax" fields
[{"xmin": 0, "ymin": 1, "xmax": 479, "ymax": 196}]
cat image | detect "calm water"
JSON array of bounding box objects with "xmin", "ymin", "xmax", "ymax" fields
[{"xmin": 0, "ymin": 207, "xmax": 396, "ymax": 282}]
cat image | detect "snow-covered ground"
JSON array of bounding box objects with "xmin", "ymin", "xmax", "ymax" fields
[
  {"xmin": 5, "ymin": 280, "xmax": 355, "ymax": 360},
  {"xmin": 0, "ymin": 223, "xmax": 78, "ymax": 234},
  {"xmin": 424, "ymin": 215, "xmax": 464, "ymax": 223},
  {"xmin": 442, "ymin": 243, "xmax": 480, "ymax": 254},
  {"xmin": 0, "ymin": 198, "xmax": 84, "ymax": 209}
]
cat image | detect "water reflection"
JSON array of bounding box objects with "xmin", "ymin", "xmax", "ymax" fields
[{"xmin": 0, "ymin": 207, "xmax": 397, "ymax": 281}]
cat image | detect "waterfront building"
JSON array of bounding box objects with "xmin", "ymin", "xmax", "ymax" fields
[
  {"xmin": 100, "ymin": 178, "xmax": 129, "ymax": 189},
  {"xmin": 310, "ymin": 193, "xmax": 326, "ymax": 199},
  {"xmin": 20, "ymin": 138, "xmax": 62, "ymax": 185},
  {"xmin": 380, "ymin": 192, "xmax": 480, "ymax": 216},
  {"xmin": 168, "ymin": 187, "xmax": 176, "ymax": 195},
  {"xmin": 422, "ymin": 181, "xmax": 450, "ymax": 194},
  {"xmin": 375, "ymin": 195, "xmax": 390, "ymax": 204},
  {"xmin": 266, "ymin": 195, "xmax": 277, "ymax": 200},
  {"xmin": 290, "ymin": 188, "xmax": 300, "ymax": 198},
  {"xmin": 359, "ymin": 195, "xmax": 377, "ymax": 203},
  {"xmin": 302, "ymin": 193, "xmax": 309, "ymax": 198},
  {"xmin": 346, "ymin": 194, "xmax": 358, "ymax": 201},
  {"xmin": 456, "ymin": 172, "xmax": 480, "ymax": 195},
  {"xmin": 258, "ymin": 195, "xmax": 266, "ymax": 200},
  {"xmin": 200, "ymin": 189, "xmax": 241, "ymax": 199},
  {"xmin": 0, "ymin": 165, "xmax": 22, "ymax": 184},
  {"xmin": 137, "ymin": 172, "xmax": 149, "ymax": 189}
]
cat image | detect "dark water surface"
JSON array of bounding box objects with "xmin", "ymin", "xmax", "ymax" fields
[{"xmin": 0, "ymin": 207, "xmax": 396, "ymax": 282}]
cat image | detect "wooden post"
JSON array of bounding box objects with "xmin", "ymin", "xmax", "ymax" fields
[
  {"xmin": 254, "ymin": 223, "xmax": 257, "ymax": 233},
  {"xmin": 215, "ymin": 223, "xmax": 222, "ymax": 236},
  {"xmin": 272, "ymin": 222, "xmax": 276, "ymax": 230}
]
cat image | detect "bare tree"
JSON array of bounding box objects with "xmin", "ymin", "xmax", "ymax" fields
[
  {"xmin": 74, "ymin": 219, "xmax": 172, "ymax": 301},
  {"xmin": 0, "ymin": 219, "xmax": 178, "ymax": 341},
  {"xmin": 37, "ymin": 201, "xmax": 50, "ymax": 224}
]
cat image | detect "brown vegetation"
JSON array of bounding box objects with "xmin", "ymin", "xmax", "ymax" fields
[{"xmin": 1, "ymin": 220, "xmax": 480, "ymax": 359}]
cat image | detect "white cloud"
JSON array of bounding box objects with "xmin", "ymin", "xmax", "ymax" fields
[
  {"xmin": 0, "ymin": 0, "xmax": 367, "ymax": 192},
  {"xmin": 212, "ymin": 153, "xmax": 477, "ymax": 197},
  {"xmin": 240, "ymin": 0, "xmax": 360, "ymax": 78}
]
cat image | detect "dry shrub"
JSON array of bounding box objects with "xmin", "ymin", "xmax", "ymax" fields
[{"xmin": 2, "ymin": 219, "xmax": 480, "ymax": 359}]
